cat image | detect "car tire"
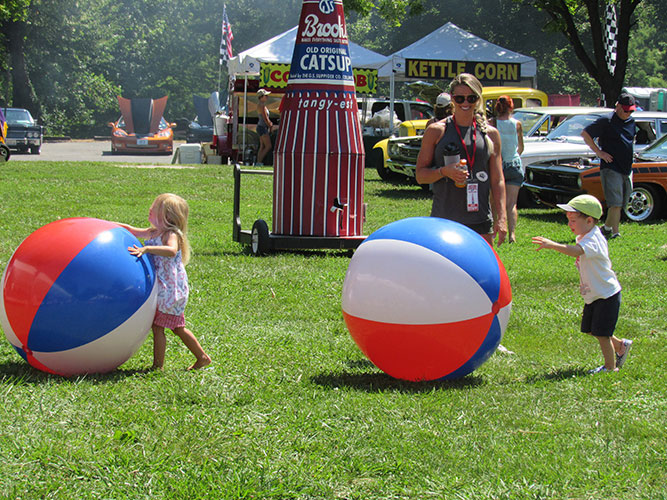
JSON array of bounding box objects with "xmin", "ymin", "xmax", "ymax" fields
[
  {"xmin": 517, "ymin": 186, "xmax": 540, "ymax": 208},
  {"xmin": 0, "ymin": 144, "xmax": 10, "ymax": 162},
  {"xmin": 374, "ymin": 153, "xmax": 401, "ymax": 182},
  {"xmin": 251, "ymin": 219, "xmax": 270, "ymax": 256},
  {"xmin": 624, "ymin": 184, "xmax": 663, "ymax": 222},
  {"xmin": 30, "ymin": 145, "xmax": 40, "ymax": 154}
]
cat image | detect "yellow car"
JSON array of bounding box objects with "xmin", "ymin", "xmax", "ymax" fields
[{"xmin": 374, "ymin": 87, "xmax": 548, "ymax": 180}]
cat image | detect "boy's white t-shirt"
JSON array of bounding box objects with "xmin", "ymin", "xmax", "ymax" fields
[{"xmin": 575, "ymin": 226, "xmax": 622, "ymax": 304}]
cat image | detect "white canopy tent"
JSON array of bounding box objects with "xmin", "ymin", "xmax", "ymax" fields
[
  {"xmin": 378, "ymin": 22, "xmax": 538, "ymax": 129},
  {"xmin": 228, "ymin": 26, "xmax": 388, "ymax": 76}
]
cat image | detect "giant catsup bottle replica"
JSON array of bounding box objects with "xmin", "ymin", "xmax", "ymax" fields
[{"xmin": 273, "ymin": 0, "xmax": 365, "ymax": 237}]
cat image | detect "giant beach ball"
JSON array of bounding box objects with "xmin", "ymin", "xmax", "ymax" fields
[
  {"xmin": 342, "ymin": 217, "xmax": 512, "ymax": 381},
  {"xmin": 0, "ymin": 217, "xmax": 157, "ymax": 376}
]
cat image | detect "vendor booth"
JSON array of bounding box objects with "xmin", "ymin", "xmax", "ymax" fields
[{"xmin": 378, "ymin": 22, "xmax": 538, "ymax": 127}]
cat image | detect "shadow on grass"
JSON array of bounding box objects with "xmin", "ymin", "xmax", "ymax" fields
[
  {"xmin": 196, "ymin": 246, "xmax": 356, "ymax": 258},
  {"xmin": 524, "ymin": 367, "xmax": 590, "ymax": 383},
  {"xmin": 518, "ymin": 208, "xmax": 564, "ymax": 223},
  {"xmin": 0, "ymin": 360, "xmax": 153, "ymax": 385},
  {"xmin": 373, "ymin": 186, "xmax": 432, "ymax": 200},
  {"xmin": 311, "ymin": 359, "xmax": 484, "ymax": 393}
]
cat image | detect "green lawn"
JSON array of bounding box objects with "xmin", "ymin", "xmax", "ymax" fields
[{"xmin": 0, "ymin": 162, "xmax": 665, "ymax": 500}]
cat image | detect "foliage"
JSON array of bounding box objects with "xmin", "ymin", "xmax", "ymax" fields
[
  {"xmin": 0, "ymin": 162, "xmax": 666, "ymax": 499},
  {"xmin": 1, "ymin": 0, "xmax": 665, "ymax": 137}
]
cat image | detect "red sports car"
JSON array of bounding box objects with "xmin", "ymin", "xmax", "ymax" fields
[{"xmin": 109, "ymin": 96, "xmax": 175, "ymax": 154}]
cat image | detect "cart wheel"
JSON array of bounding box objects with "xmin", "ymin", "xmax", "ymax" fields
[{"xmin": 251, "ymin": 219, "xmax": 270, "ymax": 256}]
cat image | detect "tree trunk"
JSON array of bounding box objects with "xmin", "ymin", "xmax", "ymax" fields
[{"xmin": 3, "ymin": 19, "xmax": 41, "ymax": 117}]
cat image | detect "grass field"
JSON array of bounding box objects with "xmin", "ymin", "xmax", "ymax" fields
[{"xmin": 0, "ymin": 162, "xmax": 666, "ymax": 500}]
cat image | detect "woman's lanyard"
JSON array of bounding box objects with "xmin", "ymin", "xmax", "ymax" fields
[{"xmin": 452, "ymin": 116, "xmax": 477, "ymax": 168}]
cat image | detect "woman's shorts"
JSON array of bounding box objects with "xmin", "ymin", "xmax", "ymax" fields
[
  {"xmin": 600, "ymin": 168, "xmax": 632, "ymax": 208},
  {"xmin": 465, "ymin": 219, "xmax": 493, "ymax": 235},
  {"xmin": 581, "ymin": 291, "xmax": 621, "ymax": 337},
  {"xmin": 502, "ymin": 160, "xmax": 524, "ymax": 186},
  {"xmin": 256, "ymin": 123, "xmax": 269, "ymax": 137},
  {"xmin": 154, "ymin": 310, "xmax": 186, "ymax": 330}
]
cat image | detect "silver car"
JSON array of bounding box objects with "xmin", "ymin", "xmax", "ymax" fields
[
  {"xmin": 521, "ymin": 110, "xmax": 667, "ymax": 168},
  {"xmin": 512, "ymin": 106, "xmax": 611, "ymax": 142}
]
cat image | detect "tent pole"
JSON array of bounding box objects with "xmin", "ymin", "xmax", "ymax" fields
[
  {"xmin": 242, "ymin": 76, "xmax": 248, "ymax": 164},
  {"xmin": 389, "ymin": 59, "xmax": 396, "ymax": 136}
]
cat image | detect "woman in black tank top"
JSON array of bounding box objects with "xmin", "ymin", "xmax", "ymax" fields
[{"xmin": 416, "ymin": 73, "xmax": 507, "ymax": 247}]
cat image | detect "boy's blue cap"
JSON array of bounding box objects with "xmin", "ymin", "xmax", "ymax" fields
[{"xmin": 557, "ymin": 194, "xmax": 603, "ymax": 219}]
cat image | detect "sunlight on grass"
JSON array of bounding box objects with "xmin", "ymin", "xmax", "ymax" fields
[{"xmin": 0, "ymin": 162, "xmax": 665, "ymax": 499}]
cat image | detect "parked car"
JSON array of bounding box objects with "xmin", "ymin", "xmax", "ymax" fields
[
  {"xmin": 186, "ymin": 92, "xmax": 223, "ymax": 144},
  {"xmin": 523, "ymin": 133, "xmax": 667, "ymax": 222},
  {"xmin": 109, "ymin": 96, "xmax": 175, "ymax": 154},
  {"xmin": 359, "ymin": 98, "xmax": 434, "ymax": 171},
  {"xmin": 513, "ymin": 106, "xmax": 610, "ymax": 141},
  {"xmin": 377, "ymin": 87, "xmax": 548, "ymax": 181},
  {"xmin": 1, "ymin": 107, "xmax": 43, "ymax": 154},
  {"xmin": 0, "ymin": 108, "xmax": 10, "ymax": 162},
  {"xmin": 520, "ymin": 110, "xmax": 667, "ymax": 168}
]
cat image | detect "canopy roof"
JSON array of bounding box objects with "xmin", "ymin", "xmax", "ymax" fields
[
  {"xmin": 379, "ymin": 22, "xmax": 536, "ymax": 81},
  {"xmin": 228, "ymin": 26, "xmax": 388, "ymax": 76}
]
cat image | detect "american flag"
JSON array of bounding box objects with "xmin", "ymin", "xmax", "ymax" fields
[{"xmin": 219, "ymin": 5, "xmax": 233, "ymax": 64}]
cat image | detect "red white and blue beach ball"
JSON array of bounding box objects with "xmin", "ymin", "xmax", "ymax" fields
[
  {"xmin": 0, "ymin": 217, "xmax": 157, "ymax": 376},
  {"xmin": 342, "ymin": 217, "xmax": 512, "ymax": 381}
]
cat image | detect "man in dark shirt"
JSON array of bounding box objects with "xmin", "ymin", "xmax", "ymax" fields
[{"xmin": 581, "ymin": 93, "xmax": 637, "ymax": 239}]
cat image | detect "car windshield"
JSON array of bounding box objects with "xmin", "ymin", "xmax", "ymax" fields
[
  {"xmin": 513, "ymin": 110, "xmax": 545, "ymax": 134},
  {"xmin": 5, "ymin": 109, "xmax": 35, "ymax": 126},
  {"xmin": 545, "ymin": 113, "xmax": 605, "ymax": 142},
  {"xmin": 637, "ymin": 133, "xmax": 667, "ymax": 160}
]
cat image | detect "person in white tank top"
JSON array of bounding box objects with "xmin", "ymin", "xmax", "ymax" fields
[{"xmin": 491, "ymin": 96, "xmax": 524, "ymax": 243}]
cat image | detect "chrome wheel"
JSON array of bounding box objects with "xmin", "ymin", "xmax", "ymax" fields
[{"xmin": 624, "ymin": 185, "xmax": 661, "ymax": 222}]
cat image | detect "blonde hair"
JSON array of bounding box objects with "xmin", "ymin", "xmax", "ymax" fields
[
  {"xmin": 151, "ymin": 193, "xmax": 191, "ymax": 264},
  {"xmin": 449, "ymin": 73, "xmax": 494, "ymax": 155}
]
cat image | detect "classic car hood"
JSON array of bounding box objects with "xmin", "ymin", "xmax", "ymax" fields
[
  {"xmin": 522, "ymin": 139, "xmax": 591, "ymax": 159},
  {"xmin": 192, "ymin": 92, "xmax": 223, "ymax": 128},
  {"xmin": 117, "ymin": 96, "xmax": 168, "ymax": 135}
]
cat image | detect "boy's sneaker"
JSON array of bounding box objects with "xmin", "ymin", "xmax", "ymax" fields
[
  {"xmin": 616, "ymin": 339, "xmax": 633, "ymax": 368},
  {"xmin": 589, "ymin": 365, "xmax": 616, "ymax": 374}
]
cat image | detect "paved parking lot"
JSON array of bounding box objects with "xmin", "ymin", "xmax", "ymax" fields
[{"xmin": 8, "ymin": 140, "xmax": 187, "ymax": 164}]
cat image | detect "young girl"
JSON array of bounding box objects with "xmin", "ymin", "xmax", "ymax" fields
[{"xmin": 117, "ymin": 193, "xmax": 211, "ymax": 370}]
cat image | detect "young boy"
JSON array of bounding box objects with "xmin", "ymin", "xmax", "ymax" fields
[{"xmin": 532, "ymin": 194, "xmax": 632, "ymax": 373}]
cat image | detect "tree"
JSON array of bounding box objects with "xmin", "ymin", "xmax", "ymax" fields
[
  {"xmin": 524, "ymin": 0, "xmax": 642, "ymax": 105},
  {"xmin": 0, "ymin": 0, "xmax": 40, "ymax": 114}
]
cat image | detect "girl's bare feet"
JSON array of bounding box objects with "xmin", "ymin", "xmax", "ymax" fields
[{"xmin": 187, "ymin": 354, "xmax": 211, "ymax": 370}]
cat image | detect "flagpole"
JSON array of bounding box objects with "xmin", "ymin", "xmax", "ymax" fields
[{"xmin": 218, "ymin": 60, "xmax": 222, "ymax": 95}]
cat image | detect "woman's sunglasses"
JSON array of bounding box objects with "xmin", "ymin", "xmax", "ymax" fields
[{"xmin": 452, "ymin": 95, "xmax": 479, "ymax": 104}]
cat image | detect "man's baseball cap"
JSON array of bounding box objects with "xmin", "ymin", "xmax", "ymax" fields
[
  {"xmin": 257, "ymin": 88, "xmax": 271, "ymax": 98},
  {"xmin": 617, "ymin": 92, "xmax": 637, "ymax": 112},
  {"xmin": 557, "ymin": 194, "xmax": 603, "ymax": 219},
  {"xmin": 436, "ymin": 92, "xmax": 451, "ymax": 107}
]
